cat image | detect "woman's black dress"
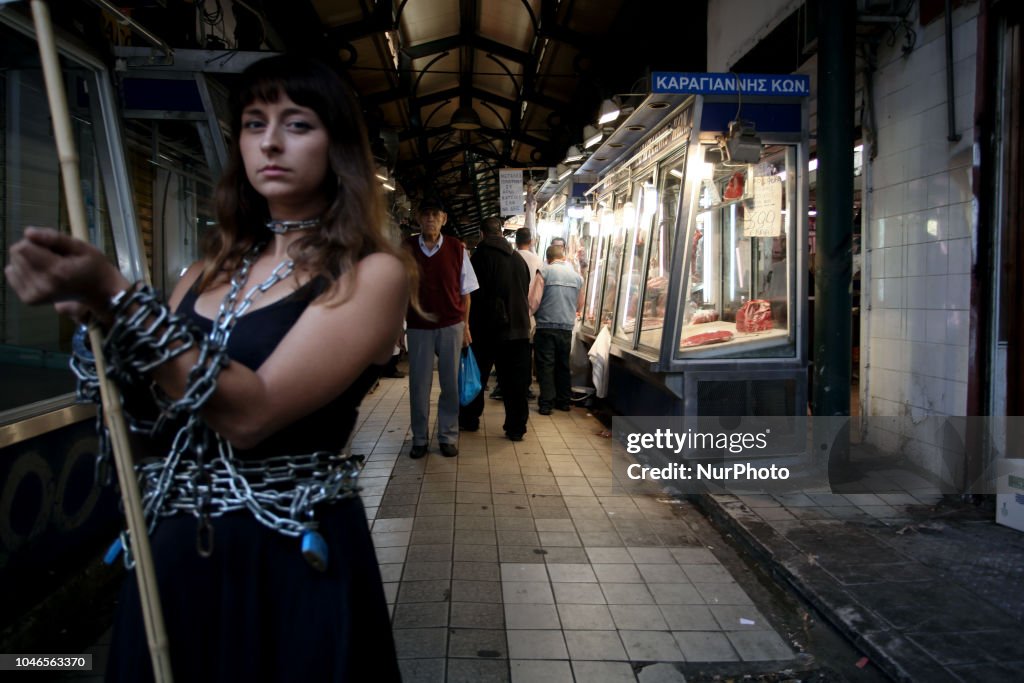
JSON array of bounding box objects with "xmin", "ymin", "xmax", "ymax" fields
[{"xmin": 105, "ymin": 281, "xmax": 400, "ymax": 682}]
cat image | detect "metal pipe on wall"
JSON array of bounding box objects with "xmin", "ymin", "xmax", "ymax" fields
[
  {"xmin": 814, "ymin": 0, "xmax": 855, "ymax": 420},
  {"xmin": 87, "ymin": 0, "xmax": 173, "ymax": 58},
  {"xmin": 945, "ymin": 0, "xmax": 962, "ymax": 142}
]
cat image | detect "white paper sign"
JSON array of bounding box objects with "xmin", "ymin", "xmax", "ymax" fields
[
  {"xmin": 499, "ymin": 168, "xmax": 524, "ymax": 215},
  {"xmin": 744, "ymin": 175, "xmax": 783, "ymax": 237}
]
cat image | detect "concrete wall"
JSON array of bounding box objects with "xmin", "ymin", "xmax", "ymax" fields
[{"xmin": 861, "ymin": 3, "xmax": 979, "ymax": 467}]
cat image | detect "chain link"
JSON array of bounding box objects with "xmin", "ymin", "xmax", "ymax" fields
[
  {"xmin": 72, "ymin": 246, "xmax": 360, "ymax": 563},
  {"xmin": 103, "ymin": 285, "xmax": 199, "ymax": 381},
  {"xmin": 138, "ymin": 451, "xmax": 363, "ymax": 537}
]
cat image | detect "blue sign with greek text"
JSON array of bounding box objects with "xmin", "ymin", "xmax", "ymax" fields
[{"xmin": 652, "ymin": 72, "xmax": 810, "ymax": 97}]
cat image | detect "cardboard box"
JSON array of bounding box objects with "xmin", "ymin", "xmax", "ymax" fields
[{"xmin": 996, "ymin": 474, "xmax": 1024, "ymax": 532}]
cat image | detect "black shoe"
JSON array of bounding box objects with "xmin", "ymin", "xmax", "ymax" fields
[
  {"xmin": 409, "ymin": 444, "xmax": 427, "ymax": 459},
  {"xmin": 538, "ymin": 406, "xmax": 552, "ymax": 416},
  {"xmin": 459, "ymin": 422, "xmax": 479, "ymax": 432},
  {"xmin": 439, "ymin": 443, "xmax": 459, "ymax": 458},
  {"xmin": 381, "ymin": 370, "xmax": 406, "ymax": 378},
  {"xmin": 490, "ymin": 388, "xmax": 503, "ymax": 400},
  {"xmin": 506, "ymin": 432, "xmax": 524, "ymax": 442},
  {"xmin": 556, "ymin": 404, "xmax": 571, "ymax": 412},
  {"xmin": 527, "ymin": 389, "xmax": 536, "ymax": 399}
]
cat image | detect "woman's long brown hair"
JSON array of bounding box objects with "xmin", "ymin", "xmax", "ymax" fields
[{"xmin": 201, "ymin": 54, "xmax": 421, "ymax": 314}]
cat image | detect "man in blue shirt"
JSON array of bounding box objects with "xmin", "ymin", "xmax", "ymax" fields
[{"xmin": 529, "ymin": 244, "xmax": 584, "ymax": 415}]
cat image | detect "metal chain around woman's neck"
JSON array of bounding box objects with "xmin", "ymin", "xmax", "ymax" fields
[
  {"xmin": 266, "ymin": 218, "xmax": 319, "ymax": 234},
  {"xmin": 209, "ymin": 245, "xmax": 296, "ymax": 347}
]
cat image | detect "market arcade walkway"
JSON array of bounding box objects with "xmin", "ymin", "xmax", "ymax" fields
[
  {"xmin": 65, "ymin": 372, "xmax": 1024, "ymax": 681},
  {"xmin": 357, "ymin": 375, "xmax": 795, "ymax": 682},
  {"xmin": 64, "ymin": 371, "xmax": 802, "ymax": 683}
]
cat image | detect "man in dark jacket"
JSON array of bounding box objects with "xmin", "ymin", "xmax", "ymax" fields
[{"xmin": 459, "ymin": 216, "xmax": 532, "ymax": 440}]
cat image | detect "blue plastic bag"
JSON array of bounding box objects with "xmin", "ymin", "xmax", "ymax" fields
[{"xmin": 459, "ymin": 346, "xmax": 482, "ymax": 406}]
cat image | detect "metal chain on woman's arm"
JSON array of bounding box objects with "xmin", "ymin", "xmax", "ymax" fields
[
  {"xmin": 70, "ymin": 283, "xmax": 229, "ymax": 441},
  {"xmin": 69, "ymin": 247, "xmax": 271, "ymax": 446},
  {"xmin": 71, "ymin": 248, "xmax": 356, "ymax": 570},
  {"xmin": 103, "ymin": 284, "xmax": 200, "ymax": 382}
]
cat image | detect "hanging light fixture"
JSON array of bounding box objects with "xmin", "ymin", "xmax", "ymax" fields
[
  {"xmin": 375, "ymin": 164, "xmax": 394, "ymax": 191},
  {"xmin": 450, "ymin": 105, "xmax": 482, "ymax": 130},
  {"xmin": 583, "ymin": 125, "xmax": 602, "ymax": 149},
  {"xmin": 556, "ymin": 163, "xmax": 573, "ymax": 181},
  {"xmin": 455, "ymin": 166, "xmax": 474, "ymax": 197},
  {"xmin": 598, "ymin": 98, "xmax": 620, "ymax": 125},
  {"xmin": 563, "ymin": 145, "xmax": 584, "ymax": 164}
]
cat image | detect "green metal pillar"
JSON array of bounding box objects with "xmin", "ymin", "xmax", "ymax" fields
[{"xmin": 814, "ymin": 0, "xmax": 855, "ymax": 418}]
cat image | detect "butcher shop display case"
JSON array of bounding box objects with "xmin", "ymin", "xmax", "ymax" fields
[
  {"xmin": 677, "ymin": 145, "xmax": 798, "ymax": 360},
  {"xmin": 566, "ymin": 88, "xmax": 810, "ymax": 417}
]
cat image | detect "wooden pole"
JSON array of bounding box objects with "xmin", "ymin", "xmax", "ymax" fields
[{"xmin": 29, "ymin": 2, "xmax": 174, "ymax": 680}]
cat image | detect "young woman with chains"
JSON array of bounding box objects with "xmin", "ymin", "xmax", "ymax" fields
[{"xmin": 4, "ymin": 55, "xmax": 410, "ymax": 681}]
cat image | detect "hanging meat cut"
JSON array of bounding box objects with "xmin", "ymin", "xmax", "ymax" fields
[{"xmin": 736, "ymin": 299, "xmax": 773, "ymax": 333}]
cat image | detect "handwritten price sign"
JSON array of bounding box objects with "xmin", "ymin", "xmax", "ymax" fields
[
  {"xmin": 744, "ymin": 176, "xmax": 783, "ymax": 237},
  {"xmin": 499, "ymin": 169, "xmax": 524, "ymax": 215}
]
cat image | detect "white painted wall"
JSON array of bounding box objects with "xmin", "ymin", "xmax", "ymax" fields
[
  {"xmin": 861, "ymin": 2, "xmax": 978, "ymax": 468},
  {"xmin": 707, "ymin": 0, "xmax": 803, "ymax": 71},
  {"xmin": 705, "ymin": 1, "xmax": 983, "ymax": 475}
]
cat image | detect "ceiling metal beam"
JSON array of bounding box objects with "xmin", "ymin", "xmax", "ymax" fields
[
  {"xmin": 382, "ymin": 0, "xmax": 617, "ymax": 208},
  {"xmin": 402, "ymin": 34, "xmax": 532, "ymax": 65},
  {"xmin": 540, "ymin": 23, "xmax": 596, "ymax": 52},
  {"xmin": 422, "ymin": 85, "xmax": 564, "ymax": 118},
  {"xmin": 367, "ymin": 80, "xmax": 564, "ymax": 115},
  {"xmin": 402, "ymin": 35, "xmax": 465, "ymax": 60},
  {"xmin": 398, "ymin": 122, "xmax": 547, "ymax": 149},
  {"xmin": 471, "ymin": 35, "xmax": 532, "ymax": 66},
  {"xmin": 324, "ymin": 13, "xmax": 390, "ymax": 44}
]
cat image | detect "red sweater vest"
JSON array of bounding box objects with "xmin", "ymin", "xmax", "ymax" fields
[{"xmin": 406, "ymin": 235, "xmax": 465, "ymax": 329}]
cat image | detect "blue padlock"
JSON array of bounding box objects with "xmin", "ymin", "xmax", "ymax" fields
[
  {"xmin": 103, "ymin": 537, "xmax": 124, "ymax": 565},
  {"xmin": 301, "ymin": 530, "xmax": 328, "ymax": 572}
]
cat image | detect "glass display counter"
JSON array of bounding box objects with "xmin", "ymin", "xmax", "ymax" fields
[
  {"xmin": 637, "ymin": 152, "xmax": 684, "ymax": 351},
  {"xmin": 555, "ymin": 91, "xmax": 809, "ymax": 416},
  {"xmin": 677, "ymin": 145, "xmax": 798, "ymax": 360}
]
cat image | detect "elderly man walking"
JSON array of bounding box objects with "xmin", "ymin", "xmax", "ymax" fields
[
  {"xmin": 405, "ymin": 196, "xmax": 478, "ymax": 459},
  {"xmin": 529, "ymin": 244, "xmax": 584, "ymax": 415}
]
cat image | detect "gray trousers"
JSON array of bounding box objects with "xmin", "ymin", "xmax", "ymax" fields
[{"xmin": 407, "ymin": 323, "xmax": 464, "ymax": 446}]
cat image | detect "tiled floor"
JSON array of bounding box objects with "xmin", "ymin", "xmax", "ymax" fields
[
  {"xmin": 358, "ymin": 375, "xmax": 795, "ymax": 682},
  {"xmin": 63, "ymin": 372, "xmax": 795, "ymax": 681}
]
